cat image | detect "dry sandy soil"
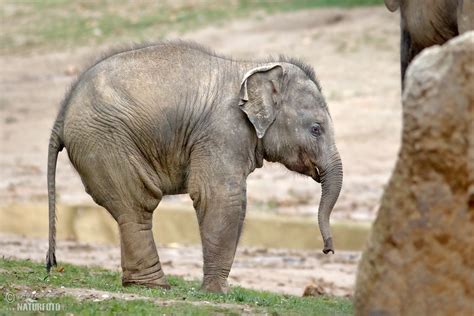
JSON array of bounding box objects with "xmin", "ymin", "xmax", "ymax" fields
[{"xmin": 0, "ymin": 7, "xmax": 401, "ymax": 296}]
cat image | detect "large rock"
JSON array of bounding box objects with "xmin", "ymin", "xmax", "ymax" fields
[{"xmin": 354, "ymin": 32, "xmax": 474, "ymax": 316}]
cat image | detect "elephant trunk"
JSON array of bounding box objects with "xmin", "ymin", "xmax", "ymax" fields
[{"xmin": 317, "ymin": 149, "xmax": 343, "ymax": 254}]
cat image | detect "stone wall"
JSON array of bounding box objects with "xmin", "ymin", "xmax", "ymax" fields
[{"xmin": 354, "ymin": 32, "xmax": 474, "ymax": 316}]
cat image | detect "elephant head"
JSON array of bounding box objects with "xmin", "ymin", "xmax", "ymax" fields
[{"xmin": 239, "ymin": 62, "xmax": 343, "ymax": 254}]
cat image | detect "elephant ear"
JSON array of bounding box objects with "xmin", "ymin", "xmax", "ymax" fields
[
  {"xmin": 239, "ymin": 64, "xmax": 283, "ymax": 138},
  {"xmin": 384, "ymin": 0, "xmax": 400, "ymax": 12}
]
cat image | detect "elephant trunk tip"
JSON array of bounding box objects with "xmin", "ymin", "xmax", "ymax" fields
[{"xmin": 322, "ymin": 237, "xmax": 334, "ymax": 254}]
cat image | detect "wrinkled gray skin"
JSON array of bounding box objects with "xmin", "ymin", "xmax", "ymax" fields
[
  {"xmin": 385, "ymin": 0, "xmax": 473, "ymax": 89},
  {"xmin": 46, "ymin": 42, "xmax": 343, "ymax": 293}
]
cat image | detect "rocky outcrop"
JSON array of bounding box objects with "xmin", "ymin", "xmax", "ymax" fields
[{"xmin": 354, "ymin": 32, "xmax": 474, "ymax": 316}]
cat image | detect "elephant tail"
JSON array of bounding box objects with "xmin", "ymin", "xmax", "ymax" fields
[{"xmin": 46, "ymin": 118, "xmax": 64, "ymax": 274}]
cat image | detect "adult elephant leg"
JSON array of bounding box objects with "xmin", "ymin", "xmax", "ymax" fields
[
  {"xmin": 105, "ymin": 200, "xmax": 170, "ymax": 289},
  {"xmin": 400, "ymin": 28, "xmax": 422, "ymax": 90},
  {"xmin": 458, "ymin": 0, "xmax": 474, "ymax": 34},
  {"xmin": 189, "ymin": 170, "xmax": 246, "ymax": 294}
]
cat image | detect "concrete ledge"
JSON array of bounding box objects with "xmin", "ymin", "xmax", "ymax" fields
[{"xmin": 0, "ymin": 203, "xmax": 369, "ymax": 250}]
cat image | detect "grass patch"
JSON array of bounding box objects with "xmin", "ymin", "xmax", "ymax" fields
[
  {"xmin": 0, "ymin": 257, "xmax": 352, "ymax": 315},
  {"xmin": 7, "ymin": 296, "xmax": 238, "ymax": 315},
  {"xmin": 1, "ymin": 0, "xmax": 382, "ymax": 55}
]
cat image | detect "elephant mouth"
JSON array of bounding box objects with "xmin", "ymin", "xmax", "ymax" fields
[
  {"xmin": 312, "ymin": 166, "xmax": 321, "ymax": 183},
  {"xmin": 296, "ymin": 150, "xmax": 321, "ymax": 182}
]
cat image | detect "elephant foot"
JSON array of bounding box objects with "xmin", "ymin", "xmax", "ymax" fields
[
  {"xmin": 122, "ymin": 268, "xmax": 170, "ymax": 290},
  {"xmin": 122, "ymin": 275, "xmax": 171, "ymax": 290},
  {"xmin": 201, "ymin": 277, "xmax": 228, "ymax": 294}
]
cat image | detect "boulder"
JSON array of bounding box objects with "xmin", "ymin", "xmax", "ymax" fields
[{"xmin": 354, "ymin": 32, "xmax": 474, "ymax": 316}]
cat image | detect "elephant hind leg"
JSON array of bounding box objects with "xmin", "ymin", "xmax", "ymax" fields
[
  {"xmin": 108, "ymin": 202, "xmax": 170, "ymax": 289},
  {"xmin": 74, "ymin": 151, "xmax": 168, "ymax": 289}
]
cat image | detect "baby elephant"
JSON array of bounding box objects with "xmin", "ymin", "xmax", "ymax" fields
[{"xmin": 46, "ymin": 41, "xmax": 343, "ymax": 293}]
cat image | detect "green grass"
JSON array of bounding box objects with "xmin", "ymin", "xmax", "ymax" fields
[
  {"xmin": 7, "ymin": 297, "xmax": 238, "ymax": 316},
  {"xmin": 0, "ymin": 0, "xmax": 382, "ymax": 55},
  {"xmin": 0, "ymin": 257, "xmax": 353, "ymax": 315}
]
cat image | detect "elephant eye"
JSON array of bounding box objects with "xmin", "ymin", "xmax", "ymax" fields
[{"xmin": 311, "ymin": 124, "xmax": 322, "ymax": 137}]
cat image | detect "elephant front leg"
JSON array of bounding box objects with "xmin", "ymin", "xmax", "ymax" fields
[{"xmin": 190, "ymin": 179, "xmax": 246, "ymax": 294}]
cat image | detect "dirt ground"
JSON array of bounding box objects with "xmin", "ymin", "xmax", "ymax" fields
[
  {"xmin": 0, "ymin": 233, "xmax": 359, "ymax": 297},
  {"xmin": 8, "ymin": 284, "xmax": 256, "ymax": 314},
  {"xmin": 0, "ymin": 7, "xmax": 401, "ymax": 296}
]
